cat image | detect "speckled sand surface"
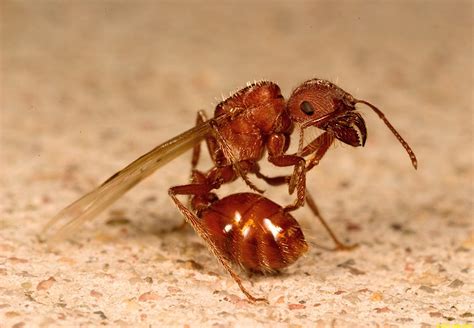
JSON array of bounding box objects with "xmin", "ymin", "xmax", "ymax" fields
[{"xmin": 1, "ymin": 1, "xmax": 473, "ymax": 327}]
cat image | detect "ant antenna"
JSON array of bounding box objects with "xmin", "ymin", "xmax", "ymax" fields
[{"xmin": 355, "ymin": 99, "xmax": 418, "ymax": 169}]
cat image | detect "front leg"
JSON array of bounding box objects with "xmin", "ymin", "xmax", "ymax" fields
[
  {"xmin": 301, "ymin": 132, "xmax": 335, "ymax": 171},
  {"xmin": 264, "ymin": 132, "xmax": 334, "ymax": 212},
  {"xmin": 253, "ymin": 169, "xmax": 357, "ymax": 251},
  {"xmin": 267, "ymin": 134, "xmax": 307, "ymax": 211}
]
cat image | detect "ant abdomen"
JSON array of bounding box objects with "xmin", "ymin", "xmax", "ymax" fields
[{"xmin": 199, "ymin": 193, "xmax": 308, "ymax": 273}]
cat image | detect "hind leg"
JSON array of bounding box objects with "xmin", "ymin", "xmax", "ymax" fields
[
  {"xmin": 177, "ymin": 110, "xmax": 219, "ymax": 229},
  {"xmin": 168, "ymin": 176, "xmax": 268, "ymax": 303},
  {"xmin": 304, "ymin": 189, "xmax": 358, "ymax": 251},
  {"xmin": 190, "ymin": 110, "xmax": 221, "ymax": 171}
]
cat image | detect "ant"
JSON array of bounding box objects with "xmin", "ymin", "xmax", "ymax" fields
[{"xmin": 42, "ymin": 78, "xmax": 417, "ymax": 303}]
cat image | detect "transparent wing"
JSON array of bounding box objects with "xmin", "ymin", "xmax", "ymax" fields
[{"xmin": 41, "ymin": 114, "xmax": 230, "ymax": 243}]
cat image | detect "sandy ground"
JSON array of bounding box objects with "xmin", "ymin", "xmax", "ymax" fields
[{"xmin": 1, "ymin": 1, "xmax": 473, "ymax": 327}]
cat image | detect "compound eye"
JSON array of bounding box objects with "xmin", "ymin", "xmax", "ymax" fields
[{"xmin": 300, "ymin": 101, "xmax": 314, "ymax": 116}]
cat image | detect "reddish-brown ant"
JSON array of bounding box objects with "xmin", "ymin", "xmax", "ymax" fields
[{"xmin": 42, "ymin": 78, "xmax": 417, "ymax": 303}]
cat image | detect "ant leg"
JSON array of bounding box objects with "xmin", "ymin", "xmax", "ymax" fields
[
  {"xmin": 175, "ymin": 111, "xmax": 210, "ymax": 230},
  {"xmin": 299, "ymin": 133, "xmax": 355, "ymax": 249},
  {"xmin": 301, "ymin": 132, "xmax": 335, "ymax": 172},
  {"xmin": 254, "ymin": 171, "xmax": 289, "ymax": 186},
  {"xmin": 267, "ymin": 154, "xmax": 307, "ymax": 211},
  {"xmin": 190, "ymin": 110, "xmax": 208, "ymax": 170},
  {"xmin": 191, "ymin": 110, "xmax": 223, "ymax": 170},
  {"xmin": 179, "ymin": 110, "xmax": 218, "ymax": 230},
  {"xmin": 168, "ymin": 185, "xmax": 268, "ymax": 303},
  {"xmin": 254, "ymin": 169, "xmax": 356, "ymax": 250},
  {"xmin": 255, "ymin": 131, "xmax": 333, "ymax": 187},
  {"xmin": 258, "ymin": 132, "xmax": 334, "ymax": 213},
  {"xmin": 305, "ymin": 189, "xmax": 358, "ymax": 251},
  {"xmin": 281, "ymin": 133, "xmax": 334, "ymax": 211}
]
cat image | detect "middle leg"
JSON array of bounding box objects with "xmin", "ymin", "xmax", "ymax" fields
[{"xmin": 255, "ymin": 168, "xmax": 357, "ymax": 251}]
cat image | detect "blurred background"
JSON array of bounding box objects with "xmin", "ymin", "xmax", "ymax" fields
[{"xmin": 1, "ymin": 1, "xmax": 472, "ymax": 326}]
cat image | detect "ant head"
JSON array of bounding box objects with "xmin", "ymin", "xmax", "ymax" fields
[
  {"xmin": 287, "ymin": 79, "xmax": 355, "ymax": 124},
  {"xmin": 287, "ymin": 79, "xmax": 366, "ymax": 147},
  {"xmin": 287, "ymin": 78, "xmax": 418, "ymax": 169}
]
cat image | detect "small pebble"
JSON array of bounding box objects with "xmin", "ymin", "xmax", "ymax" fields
[
  {"xmin": 138, "ymin": 291, "xmax": 160, "ymax": 302},
  {"xmin": 59, "ymin": 257, "xmax": 76, "ymax": 265},
  {"xmin": 225, "ymin": 294, "xmax": 244, "ymax": 304},
  {"xmin": 346, "ymin": 222, "xmax": 362, "ymax": 231},
  {"xmin": 109, "ymin": 209, "xmax": 127, "ymax": 216},
  {"xmin": 90, "ymin": 290, "xmax": 103, "ymax": 298},
  {"xmin": 177, "ymin": 259, "xmax": 204, "ymax": 270},
  {"xmin": 419, "ymin": 285, "xmax": 436, "ymax": 293},
  {"xmin": 167, "ymin": 286, "xmax": 182, "ymax": 293},
  {"xmin": 37, "ymin": 277, "xmax": 56, "ymax": 291},
  {"xmin": 461, "ymin": 233, "xmax": 474, "ymax": 248},
  {"xmin": 125, "ymin": 299, "xmax": 139, "ymax": 310},
  {"xmin": 416, "ymin": 271, "xmax": 446, "ymax": 285},
  {"xmin": 391, "ymin": 223, "xmax": 403, "ymax": 231},
  {"xmin": 348, "ymin": 267, "xmax": 366, "ymax": 275},
  {"xmin": 404, "ymin": 262, "xmax": 414, "ymax": 273},
  {"xmin": 144, "ymin": 276, "xmax": 153, "ymax": 284},
  {"xmin": 375, "ymin": 307, "xmax": 390, "ymax": 313},
  {"xmin": 288, "ymin": 303, "xmax": 306, "ymax": 310},
  {"xmin": 8, "ymin": 257, "xmax": 28, "ymax": 264},
  {"xmin": 0, "ymin": 243, "xmax": 15, "ymax": 252},
  {"xmin": 448, "ymin": 279, "xmax": 464, "ymax": 288},
  {"xmin": 106, "ymin": 217, "xmax": 131, "ymax": 226},
  {"xmin": 5, "ymin": 311, "xmax": 21, "ymax": 318},
  {"xmin": 94, "ymin": 311, "xmax": 107, "ymax": 320},
  {"xmin": 128, "ymin": 277, "xmax": 142, "ymax": 285},
  {"xmin": 12, "ymin": 322, "xmax": 25, "ymax": 328},
  {"xmin": 371, "ymin": 292, "xmax": 383, "ymax": 301},
  {"xmin": 21, "ymin": 282, "xmax": 32, "ymax": 290},
  {"xmin": 342, "ymin": 292, "xmax": 360, "ymax": 304},
  {"xmin": 337, "ymin": 259, "xmax": 356, "ymax": 267}
]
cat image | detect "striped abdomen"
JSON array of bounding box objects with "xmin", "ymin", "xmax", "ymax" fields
[{"xmin": 199, "ymin": 193, "xmax": 308, "ymax": 273}]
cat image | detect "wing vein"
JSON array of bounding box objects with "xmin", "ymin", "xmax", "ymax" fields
[{"xmin": 41, "ymin": 114, "xmax": 231, "ymax": 242}]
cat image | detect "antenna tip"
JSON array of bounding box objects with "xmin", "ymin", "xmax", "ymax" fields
[{"xmin": 409, "ymin": 153, "xmax": 418, "ymax": 170}]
